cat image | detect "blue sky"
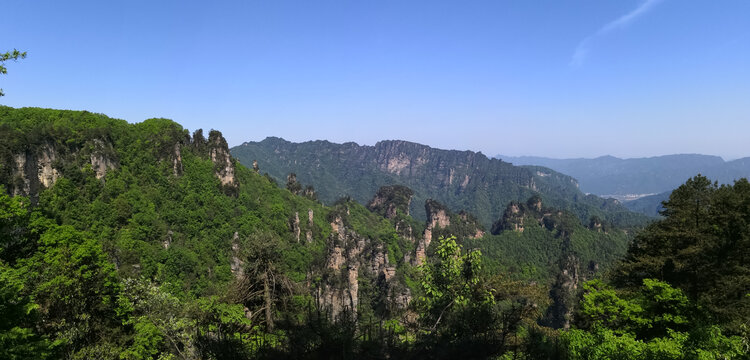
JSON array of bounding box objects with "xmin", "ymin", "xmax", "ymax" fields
[{"xmin": 3, "ymin": 0, "xmax": 750, "ymax": 159}]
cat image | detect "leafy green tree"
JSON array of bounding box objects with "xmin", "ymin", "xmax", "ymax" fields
[
  {"xmin": 562, "ymin": 279, "xmax": 746, "ymax": 360},
  {"xmin": 415, "ymin": 236, "xmax": 504, "ymax": 357},
  {"xmin": 117, "ymin": 278, "xmax": 199, "ymax": 359},
  {"xmin": 0, "ymin": 186, "xmax": 30, "ymax": 263},
  {"xmin": 18, "ymin": 224, "xmax": 122, "ymax": 357},
  {"xmin": 0, "ymin": 264, "xmax": 52, "ymax": 360},
  {"xmin": 0, "ymin": 49, "xmax": 26, "ymax": 96}
]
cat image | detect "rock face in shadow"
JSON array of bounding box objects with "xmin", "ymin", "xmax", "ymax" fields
[
  {"xmin": 543, "ymin": 253, "xmax": 580, "ymax": 330},
  {"xmin": 367, "ymin": 185, "xmax": 413, "ymax": 219}
]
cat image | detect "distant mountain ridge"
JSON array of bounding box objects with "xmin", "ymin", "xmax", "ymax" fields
[
  {"xmin": 231, "ymin": 137, "xmax": 647, "ymax": 228},
  {"xmin": 497, "ymin": 154, "xmax": 750, "ymax": 196}
]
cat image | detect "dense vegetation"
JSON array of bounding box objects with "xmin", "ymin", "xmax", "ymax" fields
[
  {"xmin": 1, "ymin": 107, "xmax": 748, "ymax": 359},
  {"xmin": 231, "ymin": 137, "xmax": 648, "ymax": 229}
]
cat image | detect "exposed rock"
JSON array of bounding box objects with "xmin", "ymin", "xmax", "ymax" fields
[
  {"xmin": 414, "ymin": 199, "xmax": 485, "ymax": 264},
  {"xmin": 491, "ymin": 196, "xmax": 566, "ymax": 235},
  {"xmin": 172, "ymin": 143, "xmax": 183, "ymax": 176},
  {"xmin": 367, "ymin": 185, "xmax": 413, "ymax": 219},
  {"xmin": 543, "ymin": 253, "xmax": 581, "ymax": 330},
  {"xmin": 292, "ymin": 212, "xmax": 301, "ymax": 242},
  {"xmin": 12, "ymin": 152, "xmax": 34, "ymax": 197},
  {"xmin": 90, "ymin": 140, "xmax": 118, "ymax": 180},
  {"xmin": 384, "ymin": 153, "xmax": 411, "ymax": 175},
  {"xmin": 162, "ymin": 230, "xmax": 173, "ymax": 249},
  {"xmin": 416, "ymin": 200, "xmax": 451, "ymax": 264},
  {"xmin": 252, "ymin": 160, "xmax": 259, "ymax": 172},
  {"xmin": 286, "ymin": 173, "xmax": 302, "ymax": 195},
  {"xmin": 425, "ymin": 199, "xmax": 451, "ymax": 230},
  {"xmin": 369, "ymin": 244, "xmax": 397, "ymax": 282},
  {"xmin": 37, "ymin": 143, "xmax": 60, "ymax": 189},
  {"xmin": 232, "ymin": 137, "xmax": 635, "ymax": 230},
  {"xmin": 493, "ymin": 202, "xmax": 525, "ymax": 233},
  {"xmin": 318, "ymin": 215, "xmax": 365, "ymax": 319},
  {"xmin": 306, "ymin": 209, "xmax": 314, "ymax": 242},
  {"xmin": 230, "ymin": 232, "xmax": 243, "ymax": 279},
  {"xmin": 208, "ymin": 130, "xmax": 238, "ymax": 190}
]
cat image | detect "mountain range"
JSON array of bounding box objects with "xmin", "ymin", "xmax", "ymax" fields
[
  {"xmin": 497, "ymin": 154, "xmax": 750, "ymax": 197},
  {"xmin": 231, "ymin": 137, "xmax": 648, "ymax": 229}
]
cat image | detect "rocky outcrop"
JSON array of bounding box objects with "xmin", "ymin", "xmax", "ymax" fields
[
  {"xmin": 543, "ymin": 253, "xmax": 581, "ymax": 330},
  {"xmin": 12, "ymin": 152, "xmax": 34, "ymax": 197},
  {"xmin": 232, "ymin": 137, "xmax": 646, "ymax": 230},
  {"xmin": 172, "ymin": 143, "xmax": 183, "ymax": 176},
  {"xmin": 491, "ymin": 196, "xmax": 577, "ymax": 235},
  {"xmin": 10, "ymin": 139, "xmax": 119, "ymax": 198},
  {"xmin": 162, "ymin": 230, "xmax": 173, "ymax": 249},
  {"xmin": 493, "ymin": 202, "xmax": 525, "ymax": 233},
  {"xmin": 207, "ymin": 130, "xmax": 238, "ymax": 191},
  {"xmin": 230, "ymin": 232, "xmax": 243, "ymax": 279},
  {"xmin": 90, "ymin": 139, "xmax": 118, "ymax": 180},
  {"xmin": 37, "ymin": 143, "xmax": 60, "ymax": 188},
  {"xmin": 369, "ymin": 243, "xmax": 397, "ymax": 282},
  {"xmin": 292, "ymin": 212, "xmax": 301, "ymax": 242},
  {"xmin": 306, "ymin": 209, "xmax": 314, "ymax": 242},
  {"xmin": 414, "ymin": 199, "xmax": 486, "ymax": 264},
  {"xmin": 367, "ymin": 185, "xmax": 413, "ymax": 219},
  {"xmin": 416, "ymin": 199, "xmax": 451, "ymax": 264},
  {"xmin": 318, "ymin": 211, "xmax": 404, "ymax": 320},
  {"xmin": 10, "ymin": 142, "xmax": 61, "ymax": 199},
  {"xmin": 318, "ymin": 215, "xmax": 365, "ymax": 319}
]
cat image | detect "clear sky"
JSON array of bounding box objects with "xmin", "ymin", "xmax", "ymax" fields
[{"xmin": 3, "ymin": 0, "xmax": 750, "ymax": 159}]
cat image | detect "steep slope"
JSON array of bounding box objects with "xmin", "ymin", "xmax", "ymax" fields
[
  {"xmin": 0, "ymin": 106, "xmax": 418, "ymax": 358},
  {"xmin": 231, "ymin": 137, "xmax": 647, "ymax": 229},
  {"xmin": 498, "ymin": 154, "xmax": 750, "ymax": 196}
]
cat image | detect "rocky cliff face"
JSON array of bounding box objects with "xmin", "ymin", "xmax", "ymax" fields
[
  {"xmin": 8, "ymin": 139, "xmax": 118, "ymax": 200},
  {"xmin": 207, "ymin": 130, "xmax": 238, "ymax": 191},
  {"xmin": 318, "ymin": 210, "xmax": 405, "ymax": 320},
  {"xmin": 414, "ymin": 198, "xmax": 485, "ymax": 264},
  {"xmin": 318, "ymin": 215, "xmax": 365, "ymax": 319},
  {"xmin": 231, "ymin": 137, "xmax": 647, "ymax": 229},
  {"xmin": 491, "ymin": 196, "xmax": 574, "ymax": 235},
  {"xmin": 90, "ymin": 139, "xmax": 118, "ymax": 180},
  {"xmin": 543, "ymin": 253, "xmax": 580, "ymax": 330}
]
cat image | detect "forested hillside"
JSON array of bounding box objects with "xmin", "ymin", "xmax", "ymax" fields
[
  {"xmin": 231, "ymin": 137, "xmax": 648, "ymax": 229},
  {"xmin": 1, "ymin": 107, "xmax": 747, "ymax": 359}
]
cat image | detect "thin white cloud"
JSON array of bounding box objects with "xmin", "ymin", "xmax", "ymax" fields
[{"xmin": 571, "ymin": 0, "xmax": 664, "ymax": 66}]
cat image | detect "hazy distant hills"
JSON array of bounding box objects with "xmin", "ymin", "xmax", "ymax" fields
[
  {"xmin": 497, "ymin": 154, "xmax": 750, "ymax": 197},
  {"xmin": 231, "ymin": 137, "xmax": 647, "ymax": 228}
]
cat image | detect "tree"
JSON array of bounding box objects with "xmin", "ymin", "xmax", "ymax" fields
[
  {"xmin": 1, "ymin": 49, "xmax": 26, "ymax": 96},
  {"xmin": 0, "ymin": 264, "xmax": 52, "ymax": 360},
  {"xmin": 414, "ymin": 236, "xmax": 504, "ymax": 357},
  {"xmin": 17, "ymin": 225, "xmax": 123, "ymax": 357},
  {"xmin": 615, "ymin": 175, "xmax": 750, "ymax": 332},
  {"xmin": 0, "ymin": 186, "xmax": 31, "ymax": 263},
  {"xmin": 235, "ymin": 230, "xmax": 294, "ymax": 332},
  {"xmin": 561, "ymin": 279, "xmax": 746, "ymax": 359}
]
